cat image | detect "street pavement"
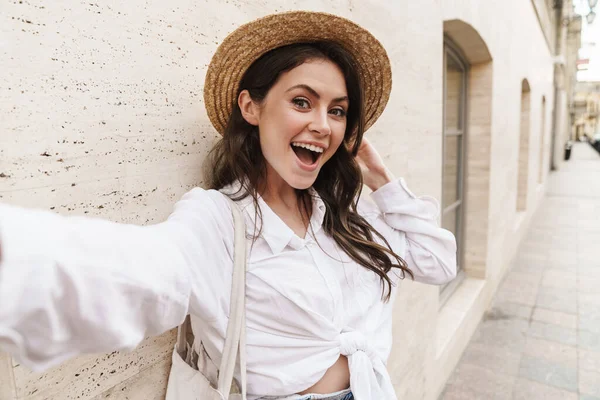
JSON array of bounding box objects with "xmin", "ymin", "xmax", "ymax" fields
[{"xmin": 440, "ymin": 142, "xmax": 600, "ymax": 400}]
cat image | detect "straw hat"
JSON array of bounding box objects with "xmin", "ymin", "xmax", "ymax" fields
[{"xmin": 204, "ymin": 11, "xmax": 392, "ymax": 136}]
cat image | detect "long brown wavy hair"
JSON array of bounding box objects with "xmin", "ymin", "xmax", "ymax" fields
[{"xmin": 208, "ymin": 42, "xmax": 413, "ymax": 301}]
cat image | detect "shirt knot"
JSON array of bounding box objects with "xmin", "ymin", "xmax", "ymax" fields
[{"xmin": 338, "ymin": 331, "xmax": 374, "ymax": 358}]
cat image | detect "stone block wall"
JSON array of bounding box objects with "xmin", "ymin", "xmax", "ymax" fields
[{"xmin": 0, "ymin": 0, "xmax": 563, "ymax": 399}]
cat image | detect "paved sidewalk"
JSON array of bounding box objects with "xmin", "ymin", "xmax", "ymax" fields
[{"xmin": 440, "ymin": 143, "xmax": 600, "ymax": 400}]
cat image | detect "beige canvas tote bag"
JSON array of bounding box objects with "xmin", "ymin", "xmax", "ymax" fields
[{"xmin": 166, "ymin": 195, "xmax": 247, "ymax": 400}]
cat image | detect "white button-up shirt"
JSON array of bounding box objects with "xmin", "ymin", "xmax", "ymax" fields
[{"xmin": 0, "ymin": 178, "xmax": 456, "ymax": 400}]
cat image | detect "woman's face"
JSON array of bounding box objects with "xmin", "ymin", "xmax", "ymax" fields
[{"xmin": 241, "ymin": 59, "xmax": 348, "ymax": 190}]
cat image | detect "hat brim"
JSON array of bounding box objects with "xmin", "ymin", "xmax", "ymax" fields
[{"xmin": 204, "ymin": 11, "xmax": 392, "ymax": 136}]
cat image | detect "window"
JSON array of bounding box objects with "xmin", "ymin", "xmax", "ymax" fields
[
  {"xmin": 517, "ymin": 80, "xmax": 531, "ymax": 211},
  {"xmin": 539, "ymin": 96, "xmax": 546, "ymax": 183},
  {"xmin": 440, "ymin": 39, "xmax": 468, "ymax": 299}
]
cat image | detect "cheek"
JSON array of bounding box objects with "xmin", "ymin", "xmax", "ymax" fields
[
  {"xmin": 325, "ymin": 128, "xmax": 346, "ymax": 160},
  {"xmin": 261, "ymin": 108, "xmax": 306, "ymax": 142},
  {"xmin": 283, "ymin": 110, "xmax": 310, "ymax": 134},
  {"xmin": 333, "ymin": 128, "xmax": 346, "ymax": 147}
]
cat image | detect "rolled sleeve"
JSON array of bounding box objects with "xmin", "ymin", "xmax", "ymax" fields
[
  {"xmin": 370, "ymin": 178, "xmax": 440, "ymax": 221},
  {"xmin": 360, "ymin": 178, "xmax": 457, "ymax": 285}
]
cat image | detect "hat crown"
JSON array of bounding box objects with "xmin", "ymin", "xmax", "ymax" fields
[{"xmin": 204, "ymin": 11, "xmax": 392, "ymax": 136}]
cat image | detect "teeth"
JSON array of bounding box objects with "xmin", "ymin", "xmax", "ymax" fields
[{"xmin": 291, "ymin": 142, "xmax": 324, "ymax": 153}]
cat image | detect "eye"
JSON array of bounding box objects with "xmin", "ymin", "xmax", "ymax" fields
[
  {"xmin": 330, "ymin": 108, "xmax": 347, "ymax": 118},
  {"xmin": 292, "ymin": 97, "xmax": 310, "ymax": 109}
]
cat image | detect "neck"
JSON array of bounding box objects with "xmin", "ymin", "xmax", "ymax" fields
[{"xmin": 259, "ymin": 165, "xmax": 300, "ymax": 212}]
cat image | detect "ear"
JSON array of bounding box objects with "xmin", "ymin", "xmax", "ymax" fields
[{"xmin": 238, "ymin": 90, "xmax": 260, "ymax": 126}]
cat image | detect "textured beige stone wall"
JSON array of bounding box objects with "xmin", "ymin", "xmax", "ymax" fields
[
  {"xmin": 0, "ymin": 0, "xmax": 562, "ymax": 399},
  {"xmin": 462, "ymin": 61, "xmax": 493, "ymax": 280},
  {"xmin": 0, "ymin": 0, "xmax": 444, "ymax": 399},
  {"xmin": 436, "ymin": 0, "xmax": 556, "ymax": 398},
  {"xmin": 443, "ymin": 0, "xmax": 555, "ymax": 273},
  {"xmin": 530, "ymin": 0, "xmax": 555, "ymax": 53}
]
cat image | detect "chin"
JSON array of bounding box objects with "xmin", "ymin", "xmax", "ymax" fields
[{"xmin": 285, "ymin": 173, "xmax": 318, "ymax": 190}]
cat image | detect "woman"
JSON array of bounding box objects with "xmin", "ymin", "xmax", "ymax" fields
[{"xmin": 0, "ymin": 11, "xmax": 456, "ymax": 400}]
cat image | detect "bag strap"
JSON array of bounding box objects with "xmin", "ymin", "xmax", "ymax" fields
[
  {"xmin": 175, "ymin": 316, "xmax": 189, "ymax": 356},
  {"xmin": 217, "ymin": 196, "xmax": 247, "ymax": 399},
  {"xmin": 173, "ymin": 194, "xmax": 247, "ymax": 399}
]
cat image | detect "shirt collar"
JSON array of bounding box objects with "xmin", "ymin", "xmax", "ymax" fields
[{"xmin": 221, "ymin": 182, "xmax": 326, "ymax": 255}]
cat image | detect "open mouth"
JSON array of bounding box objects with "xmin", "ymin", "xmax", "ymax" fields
[{"xmin": 291, "ymin": 142, "xmax": 324, "ymax": 166}]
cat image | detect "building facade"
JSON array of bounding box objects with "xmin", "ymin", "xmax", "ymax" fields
[
  {"xmin": 573, "ymin": 81, "xmax": 600, "ymax": 140},
  {"xmin": 0, "ymin": 0, "xmax": 582, "ymax": 399}
]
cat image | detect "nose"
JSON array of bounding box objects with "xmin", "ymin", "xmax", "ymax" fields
[{"xmin": 308, "ymin": 108, "xmax": 331, "ymax": 136}]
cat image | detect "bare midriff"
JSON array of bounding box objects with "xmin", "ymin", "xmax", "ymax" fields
[{"xmin": 297, "ymin": 355, "xmax": 350, "ymax": 395}]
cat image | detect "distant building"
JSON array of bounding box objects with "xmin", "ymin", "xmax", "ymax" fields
[{"xmin": 573, "ymin": 81, "xmax": 600, "ymax": 140}]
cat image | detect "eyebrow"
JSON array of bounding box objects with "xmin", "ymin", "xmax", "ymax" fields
[{"xmin": 286, "ymin": 84, "xmax": 349, "ymax": 103}]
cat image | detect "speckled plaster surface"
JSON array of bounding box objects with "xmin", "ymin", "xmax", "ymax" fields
[
  {"xmin": 0, "ymin": 0, "xmax": 562, "ymax": 399},
  {"xmin": 12, "ymin": 332, "xmax": 174, "ymax": 399},
  {"xmin": 0, "ymin": 0, "xmax": 443, "ymax": 398}
]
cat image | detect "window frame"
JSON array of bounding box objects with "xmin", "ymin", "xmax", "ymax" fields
[{"xmin": 439, "ymin": 37, "xmax": 469, "ymax": 305}]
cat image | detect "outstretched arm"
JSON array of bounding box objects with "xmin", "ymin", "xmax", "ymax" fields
[{"xmin": 0, "ymin": 188, "xmax": 234, "ymax": 371}]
